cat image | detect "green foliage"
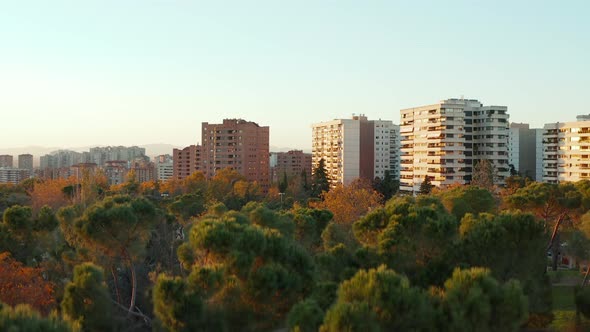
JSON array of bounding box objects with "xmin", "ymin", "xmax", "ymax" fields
[
  {"xmin": 153, "ymin": 275, "xmax": 199, "ymax": 332},
  {"xmin": 437, "ymin": 186, "xmax": 496, "ymax": 220},
  {"xmin": 458, "ymin": 212, "xmax": 551, "ymax": 315},
  {"xmin": 0, "ymin": 184, "xmax": 30, "ymax": 215},
  {"xmin": 354, "ymin": 196, "xmax": 458, "ymax": 286},
  {"xmin": 437, "ymin": 267, "xmax": 528, "ymax": 332},
  {"xmin": 507, "ymin": 182, "xmax": 581, "ymax": 219},
  {"xmin": 0, "ymin": 303, "xmax": 71, "ymax": 332},
  {"xmin": 419, "ymin": 176, "xmax": 433, "ymax": 195},
  {"xmin": 309, "ymin": 282, "xmax": 338, "ymax": 310},
  {"xmin": 243, "ymin": 202, "xmax": 295, "ymax": 237},
  {"xmin": 287, "ymin": 299, "xmax": 324, "ymax": 332},
  {"xmin": 168, "ymin": 192, "xmax": 206, "ymax": 223},
  {"xmin": 178, "ymin": 207, "xmax": 315, "ymax": 331},
  {"xmin": 66, "ymin": 195, "xmax": 157, "ymax": 261},
  {"xmin": 3, "ymin": 205, "xmax": 32, "ymax": 235},
  {"xmin": 320, "ymin": 265, "xmax": 435, "ymax": 331},
  {"xmin": 372, "ymin": 170, "xmax": 399, "ymax": 201},
  {"xmin": 279, "ymin": 172, "xmax": 288, "ymax": 193},
  {"xmin": 291, "ymin": 208, "xmax": 332, "ymax": 252},
  {"xmin": 35, "ymin": 205, "xmax": 59, "ymax": 232},
  {"xmin": 61, "ymin": 263, "xmax": 114, "ymax": 332},
  {"xmin": 311, "ymin": 159, "xmax": 330, "ymax": 198}
]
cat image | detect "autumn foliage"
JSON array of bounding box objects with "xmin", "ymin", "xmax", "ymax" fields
[
  {"xmin": 311, "ymin": 179, "xmax": 382, "ymax": 225},
  {"xmin": 0, "ymin": 252, "xmax": 56, "ymax": 314}
]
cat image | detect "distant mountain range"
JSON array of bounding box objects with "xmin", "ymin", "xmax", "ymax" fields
[{"xmin": 0, "ymin": 144, "xmax": 307, "ymax": 167}]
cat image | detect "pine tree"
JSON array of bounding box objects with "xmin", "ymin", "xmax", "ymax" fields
[
  {"xmin": 311, "ymin": 159, "xmax": 330, "ymax": 198},
  {"xmin": 279, "ymin": 172, "xmax": 288, "ymax": 193},
  {"xmin": 418, "ymin": 176, "xmax": 433, "ymax": 195}
]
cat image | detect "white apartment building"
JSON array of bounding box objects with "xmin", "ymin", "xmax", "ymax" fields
[
  {"xmin": 542, "ymin": 117, "xmax": 590, "ymax": 183},
  {"xmin": 155, "ymin": 154, "xmax": 174, "ymax": 181},
  {"xmin": 400, "ymin": 98, "xmax": 509, "ymax": 193},
  {"xmin": 535, "ymin": 129, "xmax": 544, "ymax": 181},
  {"xmin": 311, "ymin": 115, "xmax": 400, "ymax": 186}
]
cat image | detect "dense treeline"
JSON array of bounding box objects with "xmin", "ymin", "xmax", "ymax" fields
[{"xmin": 2, "ymin": 167, "xmax": 590, "ymax": 331}]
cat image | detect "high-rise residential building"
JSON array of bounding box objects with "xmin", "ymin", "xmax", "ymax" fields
[
  {"xmin": 535, "ymin": 129, "xmax": 544, "ymax": 181},
  {"xmin": 173, "ymin": 145, "xmax": 201, "ymax": 181},
  {"xmin": 270, "ymin": 150, "xmax": 312, "ymax": 184},
  {"xmin": 18, "ymin": 154, "xmax": 33, "ymax": 173},
  {"xmin": 542, "ymin": 116, "xmax": 590, "ymax": 183},
  {"xmin": 201, "ymin": 119, "xmax": 270, "ymax": 189},
  {"xmin": 311, "ymin": 115, "xmax": 400, "ymax": 186},
  {"xmin": 0, "ymin": 168, "xmax": 29, "ymax": 184},
  {"xmin": 400, "ymin": 98, "xmax": 509, "ymax": 193},
  {"xmin": 40, "ymin": 150, "xmax": 84, "ymax": 169},
  {"xmin": 89, "ymin": 146, "xmax": 146, "ymax": 167},
  {"xmin": 155, "ymin": 154, "xmax": 174, "ymax": 181},
  {"xmin": 508, "ymin": 123, "xmax": 539, "ymax": 180},
  {"xmin": 0, "ymin": 155, "xmax": 14, "ymax": 168},
  {"xmin": 374, "ymin": 120, "xmax": 401, "ymax": 180}
]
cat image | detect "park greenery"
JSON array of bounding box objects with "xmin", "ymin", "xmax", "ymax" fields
[{"xmin": 2, "ymin": 163, "xmax": 590, "ymax": 331}]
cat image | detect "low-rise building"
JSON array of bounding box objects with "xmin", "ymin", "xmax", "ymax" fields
[
  {"xmin": 105, "ymin": 160, "xmax": 129, "ymax": 185},
  {"xmin": 270, "ymin": 150, "xmax": 312, "ymax": 184},
  {"xmin": 0, "ymin": 168, "xmax": 29, "ymax": 184}
]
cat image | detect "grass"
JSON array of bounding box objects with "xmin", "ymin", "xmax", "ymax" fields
[{"xmin": 553, "ymin": 286, "xmax": 577, "ymax": 311}]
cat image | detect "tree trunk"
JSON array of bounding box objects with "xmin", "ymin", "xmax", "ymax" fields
[
  {"xmin": 547, "ymin": 214, "xmax": 566, "ymax": 272},
  {"xmin": 547, "ymin": 214, "xmax": 565, "ymax": 252},
  {"xmin": 125, "ymin": 252, "xmax": 137, "ymax": 317},
  {"xmin": 551, "ymin": 232, "xmax": 560, "ymax": 271},
  {"xmin": 110, "ymin": 265, "xmax": 121, "ymax": 304},
  {"xmin": 583, "ymin": 263, "xmax": 590, "ymax": 286}
]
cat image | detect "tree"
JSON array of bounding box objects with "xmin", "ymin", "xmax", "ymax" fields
[
  {"xmin": 28, "ymin": 178, "xmax": 75, "ymax": 213},
  {"xmin": 471, "ymin": 159, "xmax": 496, "ymax": 191},
  {"xmin": 372, "ymin": 170, "xmax": 399, "ymax": 201},
  {"xmin": 59, "ymin": 195, "xmax": 159, "ymax": 317},
  {"xmin": 279, "ymin": 172, "xmax": 288, "ymax": 193},
  {"xmin": 320, "ymin": 265, "xmax": 435, "ymax": 331},
  {"xmin": 437, "ymin": 186, "xmax": 496, "ymax": 220},
  {"xmin": 353, "ymin": 196, "xmax": 458, "ymax": 286},
  {"xmin": 507, "ymin": 182, "xmax": 581, "ymax": 271},
  {"xmin": 434, "ymin": 267, "xmax": 528, "ymax": 332},
  {"xmin": 0, "ymin": 303, "xmax": 71, "ymax": 332},
  {"xmin": 153, "ymin": 272, "xmax": 225, "ymax": 332},
  {"xmin": 458, "ymin": 212, "xmax": 551, "ymax": 316},
  {"xmin": 310, "ymin": 179, "xmax": 382, "ymax": 225},
  {"xmin": 61, "ymin": 263, "xmax": 115, "ymax": 331},
  {"xmin": 287, "ymin": 299, "xmax": 324, "ymax": 332},
  {"xmin": 168, "ymin": 192, "xmax": 206, "ymax": 224},
  {"xmin": 419, "ymin": 176, "xmax": 433, "ymax": 195},
  {"xmin": 175, "ymin": 207, "xmax": 315, "ymax": 330},
  {"xmin": 311, "ymin": 159, "xmax": 330, "ymax": 198},
  {"xmin": 0, "ymin": 252, "xmax": 56, "ymax": 314}
]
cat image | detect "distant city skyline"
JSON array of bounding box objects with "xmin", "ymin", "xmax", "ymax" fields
[{"xmin": 1, "ymin": 1, "xmax": 588, "ymax": 150}]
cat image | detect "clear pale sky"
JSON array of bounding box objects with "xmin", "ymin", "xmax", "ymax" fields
[{"xmin": 1, "ymin": 1, "xmax": 588, "ymax": 150}]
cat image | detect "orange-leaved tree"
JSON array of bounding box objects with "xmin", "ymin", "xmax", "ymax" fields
[
  {"xmin": 311, "ymin": 178, "xmax": 383, "ymax": 225},
  {"xmin": 0, "ymin": 252, "xmax": 56, "ymax": 314}
]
